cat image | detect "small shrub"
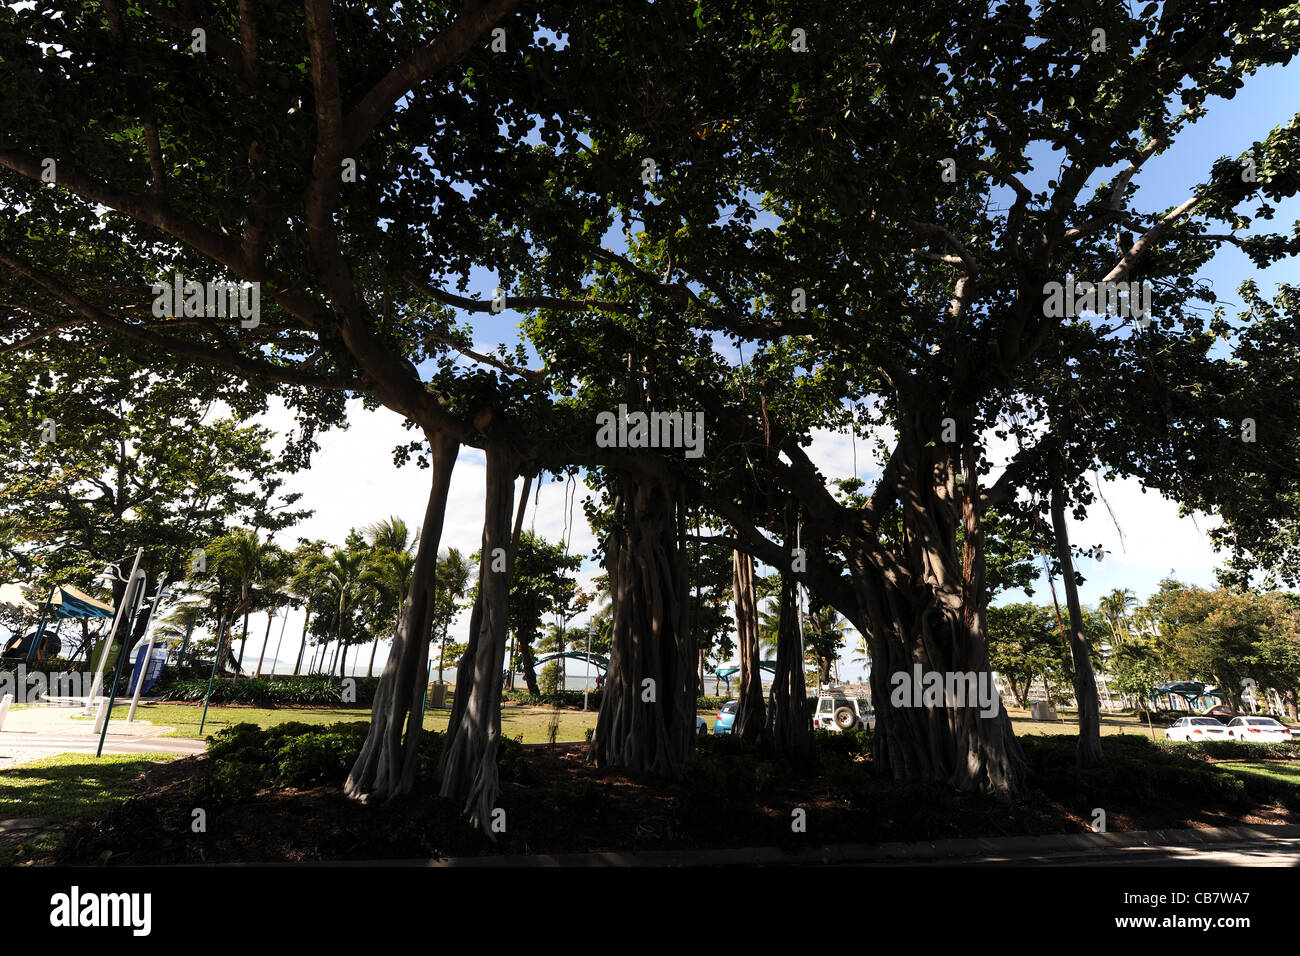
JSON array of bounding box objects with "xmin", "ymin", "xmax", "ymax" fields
[
  {"xmin": 206, "ymin": 722, "xmax": 270, "ymax": 764},
  {"xmin": 276, "ymin": 732, "xmax": 362, "ymax": 787},
  {"xmin": 814, "ymin": 728, "xmax": 873, "ymax": 761},
  {"xmin": 498, "ymin": 734, "xmax": 532, "ymax": 783},
  {"xmin": 501, "ymin": 688, "xmax": 602, "ymax": 708},
  {"xmin": 189, "ymin": 759, "xmax": 263, "ymax": 805}
]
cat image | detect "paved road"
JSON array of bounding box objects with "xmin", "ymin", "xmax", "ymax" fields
[
  {"xmin": 312, "ymin": 825, "xmax": 1300, "ymax": 867},
  {"xmin": 970, "ymin": 836, "xmax": 1300, "ymax": 867},
  {"xmin": 0, "ymin": 732, "xmax": 205, "ymax": 764}
]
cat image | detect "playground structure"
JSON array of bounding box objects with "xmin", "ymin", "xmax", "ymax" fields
[
  {"xmin": 1150, "ymin": 680, "xmax": 1228, "ymax": 713},
  {"xmin": 1, "ymin": 582, "xmax": 115, "ymax": 663},
  {"xmin": 711, "ymin": 661, "xmax": 780, "ymax": 696},
  {"xmin": 525, "ymin": 651, "xmax": 609, "ymax": 688}
]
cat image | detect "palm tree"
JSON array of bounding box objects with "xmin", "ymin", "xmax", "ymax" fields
[
  {"xmin": 208, "ymin": 528, "xmax": 271, "ymax": 675},
  {"xmin": 756, "ymin": 598, "xmax": 782, "ymax": 659},
  {"xmin": 434, "ymin": 548, "xmax": 472, "ymax": 684},
  {"xmin": 361, "ymin": 546, "xmax": 417, "ymax": 677},
  {"xmin": 303, "ymin": 548, "xmax": 367, "ymax": 677},
  {"xmin": 287, "ymin": 540, "xmax": 329, "ymax": 675},
  {"xmin": 1099, "ymin": 588, "xmax": 1138, "ymax": 649},
  {"xmin": 252, "ymin": 544, "xmax": 292, "ymax": 677},
  {"xmin": 158, "ymin": 598, "xmax": 207, "ymax": 668},
  {"xmin": 363, "ymin": 516, "xmax": 415, "ymax": 555},
  {"xmin": 804, "ymin": 604, "xmax": 848, "ymax": 684}
]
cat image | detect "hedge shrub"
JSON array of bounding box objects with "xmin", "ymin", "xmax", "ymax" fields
[{"xmin": 162, "ymin": 674, "xmax": 378, "ymax": 707}]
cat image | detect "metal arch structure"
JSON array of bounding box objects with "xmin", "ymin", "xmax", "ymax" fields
[
  {"xmin": 711, "ymin": 661, "xmax": 780, "ymax": 695},
  {"xmin": 528, "ymin": 651, "xmax": 610, "ymax": 674}
]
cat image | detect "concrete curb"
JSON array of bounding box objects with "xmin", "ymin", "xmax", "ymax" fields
[{"xmin": 261, "ymin": 823, "xmax": 1300, "ymax": 867}]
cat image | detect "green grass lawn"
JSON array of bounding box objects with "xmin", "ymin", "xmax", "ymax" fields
[
  {"xmin": 1007, "ymin": 708, "xmax": 1165, "ymax": 738},
  {"xmin": 1217, "ymin": 761, "xmax": 1300, "ymax": 786},
  {"xmin": 97, "ymin": 700, "xmax": 1173, "ymax": 744},
  {"xmin": 105, "ymin": 702, "xmax": 367, "ymax": 739},
  {"xmin": 496, "ymin": 703, "xmax": 600, "ymax": 742},
  {"xmin": 112, "ymin": 701, "xmax": 1156, "ymax": 743},
  {"xmin": 0, "ymin": 752, "xmax": 176, "ymax": 823},
  {"xmin": 111, "ymin": 700, "xmax": 605, "ymax": 743}
]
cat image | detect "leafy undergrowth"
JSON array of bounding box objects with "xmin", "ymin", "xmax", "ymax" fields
[{"xmin": 43, "ymin": 729, "xmax": 1300, "ymax": 865}]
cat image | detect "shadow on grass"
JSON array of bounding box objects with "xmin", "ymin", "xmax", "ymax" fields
[{"xmin": 0, "ymin": 754, "xmax": 174, "ymax": 823}]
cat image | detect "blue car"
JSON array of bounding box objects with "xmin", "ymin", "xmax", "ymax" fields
[{"xmin": 712, "ymin": 700, "xmax": 738, "ymax": 734}]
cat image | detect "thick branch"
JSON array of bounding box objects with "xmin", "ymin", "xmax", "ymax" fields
[{"xmin": 343, "ymin": 0, "xmax": 522, "ymax": 153}]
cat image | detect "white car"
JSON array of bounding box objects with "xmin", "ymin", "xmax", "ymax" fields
[
  {"xmin": 1164, "ymin": 716, "xmax": 1230, "ymax": 741},
  {"xmin": 1225, "ymin": 716, "xmax": 1294, "ymax": 742},
  {"xmin": 810, "ymin": 693, "xmax": 874, "ymax": 732}
]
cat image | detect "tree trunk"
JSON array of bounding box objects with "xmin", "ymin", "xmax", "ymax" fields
[
  {"xmin": 845, "ymin": 427, "xmax": 1024, "ymax": 795},
  {"xmin": 437, "ymin": 623, "xmax": 448, "ymax": 684},
  {"xmin": 217, "ymin": 605, "xmax": 242, "ymax": 674},
  {"xmin": 508, "ymin": 473, "xmax": 535, "ymax": 694},
  {"xmin": 1050, "ymin": 480, "xmax": 1104, "ymax": 767},
  {"xmin": 237, "ymin": 607, "xmax": 250, "ymax": 674},
  {"xmin": 292, "ymin": 610, "xmax": 311, "ymax": 676},
  {"xmin": 339, "ymin": 643, "xmax": 349, "ymax": 678},
  {"xmin": 254, "ymin": 609, "xmax": 274, "ymax": 677},
  {"xmin": 346, "ymin": 431, "xmax": 459, "ymax": 802},
  {"xmin": 589, "ymin": 471, "xmax": 694, "ymax": 776},
  {"xmin": 768, "ymin": 569, "xmax": 812, "ymax": 759},
  {"xmin": 732, "ymin": 548, "xmax": 766, "ymax": 745},
  {"xmin": 438, "ymin": 441, "xmax": 515, "ymax": 832},
  {"xmin": 519, "ymin": 633, "xmax": 541, "ymax": 696}
]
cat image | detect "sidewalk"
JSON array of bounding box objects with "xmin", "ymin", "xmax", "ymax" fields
[
  {"xmin": 0, "ymin": 704, "xmax": 176, "ymax": 737},
  {"xmin": 0, "ymin": 705, "xmax": 200, "ymax": 769}
]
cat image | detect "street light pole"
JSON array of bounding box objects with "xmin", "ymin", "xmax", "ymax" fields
[
  {"xmin": 127, "ymin": 583, "xmax": 170, "ymax": 722},
  {"xmin": 199, "ymin": 605, "xmax": 230, "ymax": 738},
  {"xmin": 583, "ymin": 620, "xmax": 593, "ymax": 712},
  {"xmin": 95, "ymin": 570, "xmax": 146, "ymax": 758},
  {"xmin": 83, "ymin": 547, "xmax": 144, "ymax": 716}
]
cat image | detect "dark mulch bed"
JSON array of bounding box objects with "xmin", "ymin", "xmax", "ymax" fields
[{"xmin": 48, "ymin": 737, "xmax": 1300, "ymax": 865}]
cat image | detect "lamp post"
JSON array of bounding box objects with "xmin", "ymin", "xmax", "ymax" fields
[
  {"xmin": 583, "ymin": 620, "xmax": 593, "ymax": 712},
  {"xmin": 199, "ymin": 605, "xmax": 230, "ymax": 737},
  {"xmin": 94, "ymin": 570, "xmax": 146, "ymax": 757},
  {"xmin": 127, "ymin": 584, "xmax": 171, "ymax": 722},
  {"xmin": 83, "ymin": 548, "xmax": 144, "ymax": 716}
]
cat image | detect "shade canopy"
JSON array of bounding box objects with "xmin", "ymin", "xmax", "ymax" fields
[
  {"xmin": 49, "ymin": 584, "xmax": 115, "ymax": 620},
  {"xmin": 1, "ymin": 582, "xmax": 115, "ymax": 620}
]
